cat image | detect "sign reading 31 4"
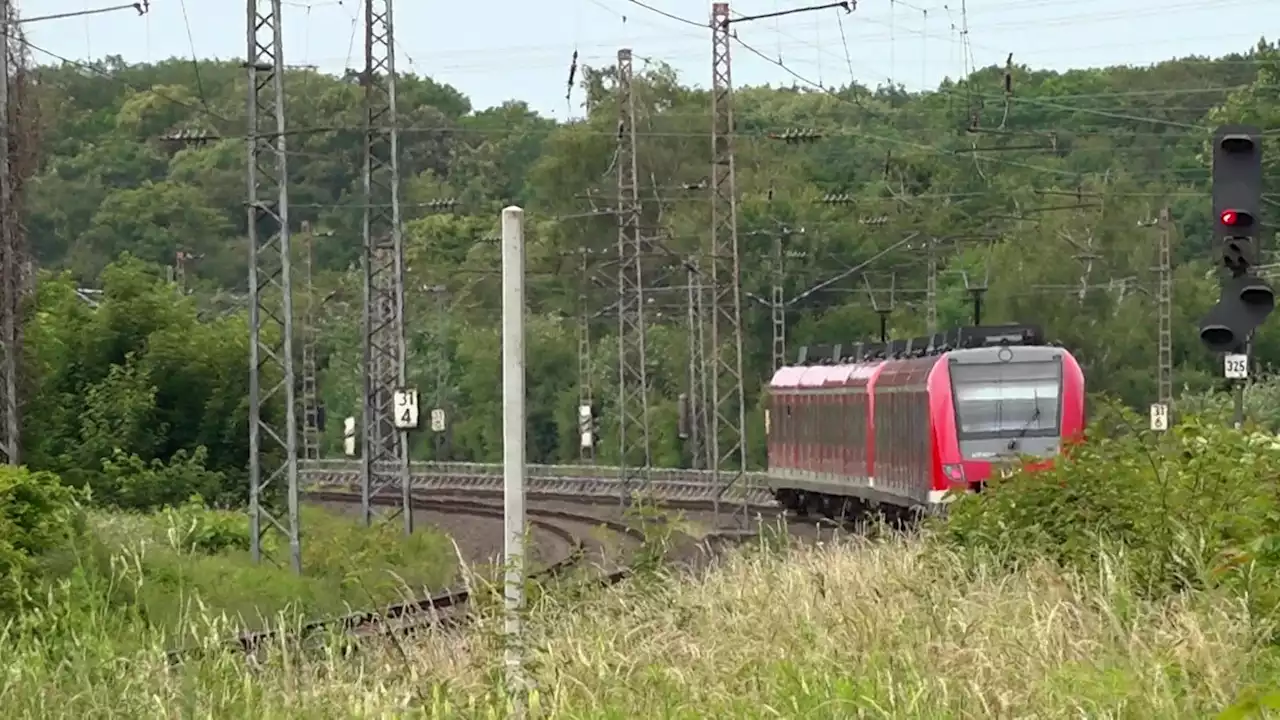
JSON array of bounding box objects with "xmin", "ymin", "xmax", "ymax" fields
[{"xmin": 393, "ymin": 388, "xmax": 420, "ymax": 430}]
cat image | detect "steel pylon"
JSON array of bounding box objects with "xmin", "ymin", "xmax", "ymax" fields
[
  {"xmin": 359, "ymin": 0, "xmax": 412, "ymax": 533},
  {"xmin": 246, "ymin": 0, "xmax": 301, "ymax": 572},
  {"xmin": 615, "ymin": 48, "xmax": 651, "ymax": 504},
  {"xmin": 709, "ymin": 3, "xmax": 748, "ymax": 524}
]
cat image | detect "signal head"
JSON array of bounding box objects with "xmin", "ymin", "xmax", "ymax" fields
[{"xmin": 1199, "ymin": 273, "xmax": 1275, "ymax": 353}]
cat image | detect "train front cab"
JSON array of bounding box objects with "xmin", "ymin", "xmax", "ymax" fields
[{"xmin": 927, "ymin": 344, "xmax": 1086, "ymax": 508}]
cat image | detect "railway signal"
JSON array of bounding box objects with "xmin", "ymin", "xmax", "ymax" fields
[{"xmin": 1200, "ymin": 125, "xmax": 1270, "ymax": 353}]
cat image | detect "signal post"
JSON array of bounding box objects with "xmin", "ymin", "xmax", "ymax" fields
[{"xmin": 1199, "ymin": 125, "xmax": 1269, "ymax": 428}]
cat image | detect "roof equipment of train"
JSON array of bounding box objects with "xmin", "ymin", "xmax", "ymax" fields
[{"xmin": 794, "ymin": 324, "xmax": 1047, "ymax": 366}]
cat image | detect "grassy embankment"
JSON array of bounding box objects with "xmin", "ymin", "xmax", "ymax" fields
[
  {"xmin": 31, "ymin": 500, "xmax": 458, "ymax": 648},
  {"xmin": 5, "ymin": 405, "xmax": 1280, "ymax": 717},
  {"xmin": 1, "ymin": 531, "xmax": 1275, "ymax": 717}
]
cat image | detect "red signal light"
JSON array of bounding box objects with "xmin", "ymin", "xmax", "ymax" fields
[{"xmin": 1220, "ymin": 209, "xmax": 1254, "ymax": 228}]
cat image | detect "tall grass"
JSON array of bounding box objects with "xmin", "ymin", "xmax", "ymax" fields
[
  {"xmin": 32, "ymin": 502, "xmax": 458, "ymax": 645},
  {"xmin": 0, "ymin": 529, "xmax": 1272, "ymax": 718}
]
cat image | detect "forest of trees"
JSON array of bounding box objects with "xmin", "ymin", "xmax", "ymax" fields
[{"xmin": 16, "ymin": 37, "xmax": 1280, "ymax": 497}]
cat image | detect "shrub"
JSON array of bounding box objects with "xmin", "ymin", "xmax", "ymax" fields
[
  {"xmin": 98, "ymin": 446, "xmax": 230, "ymax": 511},
  {"xmin": 937, "ymin": 399, "xmax": 1280, "ymax": 622},
  {"xmin": 1180, "ymin": 373, "xmax": 1280, "ymax": 433},
  {"xmin": 156, "ymin": 496, "xmax": 250, "ymax": 555},
  {"xmin": 0, "ymin": 466, "xmax": 84, "ymax": 610}
]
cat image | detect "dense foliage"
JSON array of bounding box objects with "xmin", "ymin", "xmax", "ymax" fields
[
  {"xmin": 19, "ymin": 40, "xmax": 1280, "ymax": 469},
  {"xmin": 24, "ymin": 257, "xmax": 255, "ymax": 507},
  {"xmin": 0, "ymin": 466, "xmax": 82, "ymax": 610},
  {"xmin": 940, "ymin": 400, "xmax": 1280, "ymax": 629}
]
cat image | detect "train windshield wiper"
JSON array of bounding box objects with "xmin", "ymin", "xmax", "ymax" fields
[{"xmin": 1008, "ymin": 389, "xmax": 1042, "ymax": 451}]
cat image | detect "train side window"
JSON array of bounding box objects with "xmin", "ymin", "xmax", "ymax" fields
[
  {"xmin": 854, "ymin": 391, "xmax": 865, "ymax": 476},
  {"xmin": 774, "ymin": 398, "xmax": 784, "ymax": 446},
  {"xmin": 893, "ymin": 391, "xmax": 902, "ymax": 487},
  {"xmin": 892, "ymin": 390, "xmax": 902, "ymax": 486},
  {"xmin": 901, "ymin": 391, "xmax": 909, "ymax": 485},
  {"xmin": 822, "ymin": 395, "xmax": 832, "ymax": 464},
  {"xmin": 875, "ymin": 388, "xmax": 889, "ymax": 482},
  {"xmin": 813, "ymin": 395, "xmax": 821, "ymax": 463},
  {"xmin": 798, "ymin": 394, "xmax": 808, "ymax": 461},
  {"xmin": 815, "ymin": 395, "xmax": 824, "ymax": 466},
  {"xmin": 797, "ymin": 396, "xmax": 805, "ymax": 462},
  {"xmin": 778, "ymin": 397, "xmax": 788, "ymax": 443},
  {"xmin": 811, "ymin": 396, "xmax": 819, "ymax": 464},
  {"xmin": 842, "ymin": 392, "xmax": 852, "ymax": 473},
  {"xmin": 819, "ymin": 395, "xmax": 827, "ymax": 463},
  {"xmin": 848, "ymin": 392, "xmax": 857, "ymax": 474}
]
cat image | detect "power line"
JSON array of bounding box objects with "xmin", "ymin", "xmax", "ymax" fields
[{"xmin": 17, "ymin": 2, "xmax": 147, "ymax": 25}]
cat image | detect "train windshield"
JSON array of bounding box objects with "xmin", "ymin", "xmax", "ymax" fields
[{"xmin": 950, "ymin": 359, "xmax": 1062, "ymax": 439}]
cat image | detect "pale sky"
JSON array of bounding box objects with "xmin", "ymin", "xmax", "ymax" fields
[{"xmin": 22, "ymin": 0, "xmax": 1279, "ymax": 119}]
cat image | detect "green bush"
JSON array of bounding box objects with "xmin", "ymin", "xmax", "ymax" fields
[
  {"xmin": 99, "ymin": 446, "xmax": 231, "ymax": 511},
  {"xmin": 0, "ymin": 466, "xmax": 84, "ymax": 610},
  {"xmin": 155, "ymin": 496, "xmax": 250, "ymax": 555},
  {"xmin": 937, "ymin": 399, "xmax": 1280, "ymax": 623},
  {"xmin": 1180, "ymin": 373, "xmax": 1280, "ymax": 433}
]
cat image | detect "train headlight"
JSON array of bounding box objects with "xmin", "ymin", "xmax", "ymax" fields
[{"xmin": 942, "ymin": 463, "xmax": 965, "ymax": 482}]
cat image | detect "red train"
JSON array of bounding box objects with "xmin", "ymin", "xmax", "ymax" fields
[{"xmin": 765, "ymin": 324, "xmax": 1086, "ymax": 519}]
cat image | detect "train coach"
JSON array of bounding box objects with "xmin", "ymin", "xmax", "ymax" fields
[{"xmin": 764, "ymin": 324, "xmax": 1086, "ymax": 519}]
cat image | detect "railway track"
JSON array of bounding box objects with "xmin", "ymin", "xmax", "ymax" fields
[
  {"xmin": 165, "ymin": 486, "xmax": 853, "ymax": 666},
  {"xmin": 166, "ymin": 491, "xmax": 651, "ymax": 664}
]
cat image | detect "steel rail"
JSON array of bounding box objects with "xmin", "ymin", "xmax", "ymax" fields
[{"xmin": 165, "ymin": 494, "xmax": 601, "ymax": 664}]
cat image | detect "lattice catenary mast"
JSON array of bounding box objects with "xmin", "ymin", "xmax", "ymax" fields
[
  {"xmin": 770, "ymin": 234, "xmax": 786, "ymax": 373},
  {"xmin": 615, "ymin": 48, "xmax": 651, "ymax": 500},
  {"xmin": 709, "ymin": 3, "xmax": 748, "ymax": 520},
  {"xmin": 577, "ymin": 248, "xmax": 595, "ymax": 464},
  {"xmin": 925, "ymin": 237, "xmax": 938, "ymax": 334},
  {"xmin": 1157, "ymin": 206, "xmax": 1173, "ymax": 407},
  {"xmin": 684, "ymin": 257, "xmax": 709, "ymax": 468},
  {"xmin": 301, "ymin": 222, "xmax": 320, "ymax": 461},
  {"xmin": 246, "ymin": 0, "xmax": 301, "ymax": 572},
  {"xmin": 359, "ymin": 0, "xmax": 412, "ymax": 532}
]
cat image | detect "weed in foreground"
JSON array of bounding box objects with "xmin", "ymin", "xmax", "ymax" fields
[
  {"xmin": 30, "ymin": 501, "xmax": 459, "ymax": 645},
  {"xmin": 0, "ymin": 531, "xmax": 1274, "ymax": 718}
]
